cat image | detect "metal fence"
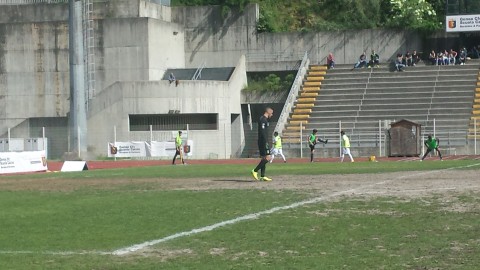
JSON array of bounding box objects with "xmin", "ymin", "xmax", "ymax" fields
[
  {"xmin": 1, "ymin": 118, "xmax": 478, "ymax": 160},
  {"xmin": 281, "ymin": 118, "xmax": 478, "ymax": 158}
]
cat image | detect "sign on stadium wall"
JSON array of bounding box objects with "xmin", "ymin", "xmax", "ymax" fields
[
  {"xmin": 108, "ymin": 140, "xmax": 193, "ymax": 158},
  {"xmin": 0, "ymin": 150, "xmax": 48, "ymax": 174},
  {"xmin": 446, "ymin": 15, "xmax": 480, "ymax": 32}
]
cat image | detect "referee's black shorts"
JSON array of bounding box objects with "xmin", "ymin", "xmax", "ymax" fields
[{"xmin": 258, "ymin": 140, "xmax": 270, "ymax": 157}]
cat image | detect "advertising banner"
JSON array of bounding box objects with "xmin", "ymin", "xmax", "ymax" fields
[
  {"xmin": 108, "ymin": 141, "xmax": 193, "ymax": 158},
  {"xmin": 107, "ymin": 142, "xmax": 147, "ymax": 158},
  {"xmin": 446, "ymin": 15, "xmax": 480, "ymax": 32},
  {"xmin": 149, "ymin": 141, "xmax": 176, "ymax": 157},
  {"xmin": 0, "ymin": 150, "xmax": 48, "ymax": 174}
]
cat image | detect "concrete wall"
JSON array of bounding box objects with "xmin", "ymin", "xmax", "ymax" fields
[
  {"xmin": 0, "ymin": 1, "xmax": 183, "ymax": 138},
  {"xmin": 147, "ymin": 19, "xmax": 185, "ymax": 80},
  {"xmin": 172, "ymin": 4, "xmax": 423, "ymax": 71},
  {"xmin": 0, "ymin": 21, "xmax": 70, "ymax": 136},
  {"xmin": 88, "ymin": 56, "xmax": 246, "ymax": 159}
]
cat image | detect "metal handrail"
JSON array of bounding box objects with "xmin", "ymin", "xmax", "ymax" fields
[
  {"xmin": 192, "ymin": 62, "xmax": 206, "ymax": 80},
  {"xmin": 274, "ymin": 51, "xmax": 309, "ymax": 134}
]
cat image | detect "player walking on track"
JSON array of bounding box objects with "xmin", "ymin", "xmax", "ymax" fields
[
  {"xmin": 340, "ymin": 130, "xmax": 354, "ymax": 162},
  {"xmin": 307, "ymin": 129, "xmax": 328, "ymax": 162},
  {"xmin": 172, "ymin": 130, "xmax": 185, "ymax": 165},
  {"xmin": 270, "ymin": 131, "xmax": 286, "ymax": 163},
  {"xmin": 251, "ymin": 107, "xmax": 274, "ymax": 181}
]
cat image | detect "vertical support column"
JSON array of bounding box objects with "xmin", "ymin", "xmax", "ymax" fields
[
  {"xmin": 379, "ymin": 120, "xmax": 382, "ymax": 157},
  {"xmin": 300, "ymin": 122, "xmax": 303, "ymax": 158},
  {"xmin": 475, "ymin": 118, "xmax": 477, "ymax": 155},
  {"xmin": 69, "ymin": 0, "xmax": 87, "ymax": 159},
  {"xmin": 339, "ymin": 121, "xmax": 342, "ymax": 157},
  {"xmin": 114, "ymin": 125, "xmax": 117, "ymax": 161},
  {"xmin": 150, "ymin": 125, "xmax": 153, "ymax": 142}
]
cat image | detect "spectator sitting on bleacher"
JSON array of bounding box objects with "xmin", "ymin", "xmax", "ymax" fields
[
  {"xmin": 327, "ymin": 53, "xmax": 335, "ymax": 69},
  {"xmin": 354, "ymin": 52, "xmax": 367, "ymax": 68},
  {"xmin": 405, "ymin": 51, "xmax": 413, "ymax": 66},
  {"xmin": 368, "ymin": 50, "xmax": 380, "ymax": 68},
  {"xmin": 429, "ymin": 50, "xmax": 436, "ymax": 65},
  {"xmin": 449, "ymin": 49, "xmax": 457, "ymax": 65},
  {"xmin": 459, "ymin": 47, "xmax": 467, "ymax": 65},
  {"xmin": 395, "ymin": 54, "xmax": 406, "ymax": 71},
  {"xmin": 412, "ymin": 50, "xmax": 420, "ymax": 66},
  {"xmin": 436, "ymin": 51, "xmax": 444, "ymax": 65},
  {"xmin": 442, "ymin": 50, "xmax": 450, "ymax": 65},
  {"xmin": 168, "ymin": 73, "xmax": 176, "ymax": 84}
]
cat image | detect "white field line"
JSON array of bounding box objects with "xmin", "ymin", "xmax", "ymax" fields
[
  {"xmin": 358, "ymin": 187, "xmax": 457, "ymax": 195},
  {"xmin": 111, "ymin": 162, "xmax": 480, "ymax": 256},
  {"xmin": 2, "ymin": 163, "xmax": 479, "ymax": 257},
  {"xmin": 396, "ymin": 157, "xmax": 419, "ymax": 162}
]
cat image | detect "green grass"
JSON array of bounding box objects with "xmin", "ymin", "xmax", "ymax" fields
[
  {"xmin": 1, "ymin": 160, "xmax": 479, "ymax": 269},
  {"xmin": 6, "ymin": 159, "xmax": 480, "ymax": 180}
]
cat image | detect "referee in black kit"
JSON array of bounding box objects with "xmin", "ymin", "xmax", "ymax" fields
[{"xmin": 251, "ymin": 107, "xmax": 273, "ymax": 181}]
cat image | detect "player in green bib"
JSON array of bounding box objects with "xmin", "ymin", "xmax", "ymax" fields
[
  {"xmin": 307, "ymin": 129, "xmax": 328, "ymax": 162},
  {"xmin": 421, "ymin": 134, "xmax": 443, "ymax": 161},
  {"xmin": 270, "ymin": 131, "xmax": 286, "ymax": 163},
  {"xmin": 172, "ymin": 130, "xmax": 185, "ymax": 165}
]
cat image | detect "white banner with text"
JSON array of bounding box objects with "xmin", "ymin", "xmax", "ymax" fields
[
  {"xmin": 0, "ymin": 150, "xmax": 48, "ymax": 174},
  {"xmin": 446, "ymin": 15, "xmax": 480, "ymax": 32}
]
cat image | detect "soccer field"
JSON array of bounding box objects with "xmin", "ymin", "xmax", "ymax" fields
[{"xmin": 1, "ymin": 160, "xmax": 479, "ymax": 269}]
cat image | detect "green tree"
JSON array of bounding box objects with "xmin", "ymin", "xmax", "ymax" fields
[{"xmin": 386, "ymin": 0, "xmax": 441, "ymax": 31}]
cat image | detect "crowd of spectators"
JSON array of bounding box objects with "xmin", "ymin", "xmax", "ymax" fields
[
  {"xmin": 427, "ymin": 48, "xmax": 467, "ymax": 66},
  {"xmin": 326, "ymin": 45, "xmax": 480, "ymax": 72}
]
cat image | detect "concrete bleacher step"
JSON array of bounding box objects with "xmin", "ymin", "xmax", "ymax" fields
[
  {"xmin": 295, "ymin": 103, "xmax": 315, "ymax": 109},
  {"xmin": 286, "ymin": 125, "xmax": 306, "ymax": 131},
  {"xmin": 282, "ymin": 60, "xmax": 478, "ymax": 148},
  {"xmin": 313, "ymin": 105, "xmax": 360, "ymax": 111},
  {"xmin": 293, "ymin": 108, "xmax": 312, "ymax": 114},
  {"xmin": 302, "ymin": 87, "xmax": 320, "ymax": 92},
  {"xmin": 306, "ymin": 76, "xmax": 324, "ymax": 81},
  {"xmin": 309, "ymin": 65, "xmax": 327, "ymax": 71},
  {"xmin": 299, "ymin": 92, "xmax": 318, "ymax": 98},
  {"xmin": 304, "ymin": 81, "xmax": 322, "ymax": 87},
  {"xmin": 288, "ymin": 119, "xmax": 308, "ymax": 125},
  {"xmin": 308, "ymin": 71, "xmax": 326, "ymax": 77},
  {"xmin": 291, "ymin": 114, "xmax": 310, "ymax": 120},
  {"xmin": 297, "ymin": 97, "xmax": 316, "ymax": 103}
]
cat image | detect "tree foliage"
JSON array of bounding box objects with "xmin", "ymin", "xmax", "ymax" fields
[
  {"xmin": 171, "ymin": 0, "xmax": 447, "ymax": 32},
  {"xmin": 242, "ymin": 73, "xmax": 295, "ymax": 93},
  {"xmin": 386, "ymin": 0, "xmax": 440, "ymax": 31}
]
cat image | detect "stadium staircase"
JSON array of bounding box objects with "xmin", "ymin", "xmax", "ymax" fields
[
  {"xmin": 281, "ymin": 61, "xmax": 480, "ymax": 154},
  {"xmin": 283, "ymin": 65, "xmax": 327, "ymax": 143}
]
